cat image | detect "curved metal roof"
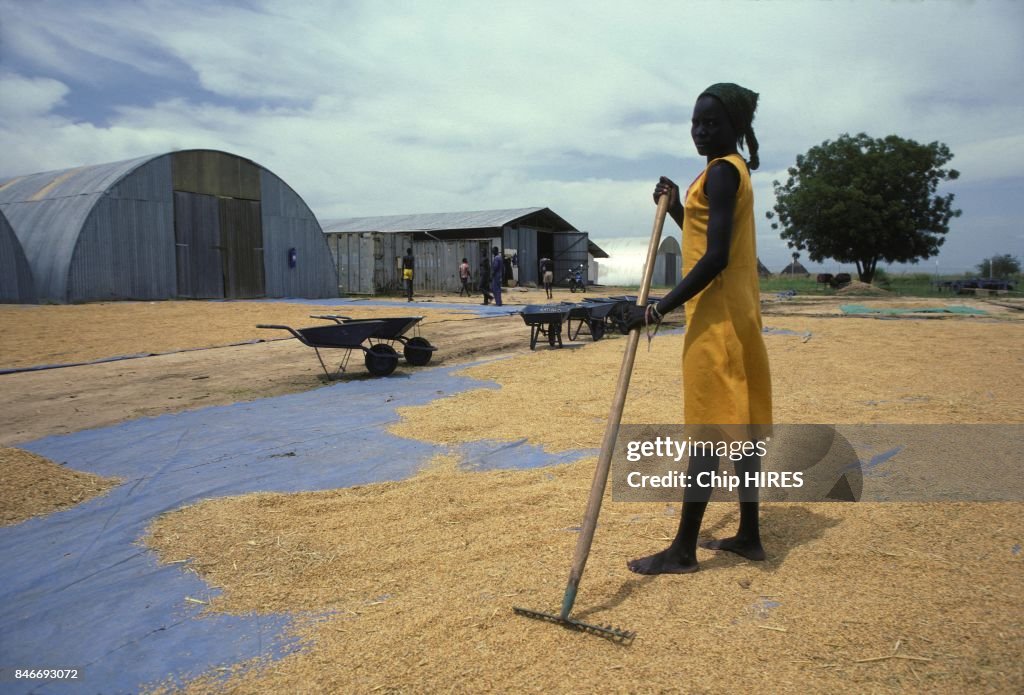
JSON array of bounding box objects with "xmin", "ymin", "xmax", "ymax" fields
[
  {"xmin": 0, "ymin": 154, "xmax": 163, "ymax": 301},
  {"xmin": 321, "ymin": 207, "xmax": 578, "ymax": 234},
  {"xmin": 590, "ymin": 234, "xmax": 682, "ymax": 257},
  {"xmin": 0, "ymin": 154, "xmax": 157, "ymax": 202},
  {"xmin": 0, "ymin": 149, "xmax": 327, "ymax": 303}
]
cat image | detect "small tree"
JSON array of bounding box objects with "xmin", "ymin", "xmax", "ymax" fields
[
  {"xmin": 976, "ymin": 253, "xmax": 1021, "ymax": 279},
  {"xmin": 767, "ymin": 133, "xmax": 961, "ymax": 283}
]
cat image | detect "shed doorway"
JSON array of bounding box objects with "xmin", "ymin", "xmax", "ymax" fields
[{"xmin": 174, "ymin": 192, "xmax": 265, "ymax": 299}]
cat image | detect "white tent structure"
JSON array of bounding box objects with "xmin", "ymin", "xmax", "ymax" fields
[{"xmin": 592, "ymin": 235, "xmax": 682, "ymax": 287}]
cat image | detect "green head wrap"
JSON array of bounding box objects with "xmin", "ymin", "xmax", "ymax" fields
[{"xmin": 699, "ymin": 83, "xmax": 760, "ymax": 170}]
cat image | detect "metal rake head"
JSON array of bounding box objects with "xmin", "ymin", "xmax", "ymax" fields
[{"xmin": 513, "ymin": 606, "xmax": 636, "ymax": 645}]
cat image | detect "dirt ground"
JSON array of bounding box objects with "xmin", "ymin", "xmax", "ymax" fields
[
  {"xmin": 0, "ymin": 290, "xmax": 617, "ymax": 445},
  {"xmin": 2, "ymin": 290, "xmax": 1022, "ymax": 693}
]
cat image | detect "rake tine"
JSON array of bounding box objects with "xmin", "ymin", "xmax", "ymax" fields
[{"xmin": 512, "ymin": 606, "xmax": 636, "ymax": 645}]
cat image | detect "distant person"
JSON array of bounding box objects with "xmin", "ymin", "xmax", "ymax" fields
[
  {"xmin": 491, "ymin": 246, "xmax": 504, "ymax": 307},
  {"xmin": 402, "ymin": 248, "xmax": 414, "ymax": 301},
  {"xmin": 458, "ymin": 257, "xmax": 473, "ymax": 297},
  {"xmin": 540, "ymin": 256, "xmax": 554, "ymax": 299},
  {"xmin": 479, "ymin": 251, "xmax": 493, "ymax": 305}
]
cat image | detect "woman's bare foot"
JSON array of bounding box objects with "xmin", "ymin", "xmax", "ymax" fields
[
  {"xmin": 699, "ymin": 536, "xmax": 765, "ymax": 561},
  {"xmin": 627, "ymin": 548, "xmax": 699, "ymax": 575}
]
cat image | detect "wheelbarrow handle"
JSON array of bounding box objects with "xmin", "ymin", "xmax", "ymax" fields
[{"xmin": 256, "ymin": 324, "xmax": 304, "ymax": 340}]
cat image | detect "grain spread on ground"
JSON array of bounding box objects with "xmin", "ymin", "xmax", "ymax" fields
[
  {"xmin": 2, "ymin": 294, "xmax": 1021, "ymax": 692},
  {"xmin": 0, "ymin": 447, "xmax": 120, "ymax": 526},
  {"xmin": 142, "ymin": 297, "xmax": 1021, "ymax": 694},
  {"xmin": 836, "ymin": 280, "xmax": 891, "ymax": 295}
]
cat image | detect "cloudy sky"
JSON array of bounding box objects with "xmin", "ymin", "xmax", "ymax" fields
[{"xmin": 1, "ymin": 0, "xmax": 1021, "ymax": 273}]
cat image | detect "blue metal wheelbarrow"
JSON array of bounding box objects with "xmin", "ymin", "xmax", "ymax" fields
[
  {"xmin": 566, "ymin": 299, "xmax": 632, "ymax": 341},
  {"xmin": 257, "ymin": 320, "xmax": 400, "ymax": 378},
  {"xmin": 309, "ymin": 315, "xmax": 436, "ymax": 367},
  {"xmin": 520, "ymin": 304, "xmax": 573, "ymax": 350}
]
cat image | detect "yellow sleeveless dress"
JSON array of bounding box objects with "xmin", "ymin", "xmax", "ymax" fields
[{"xmin": 681, "ymin": 154, "xmax": 772, "ymax": 428}]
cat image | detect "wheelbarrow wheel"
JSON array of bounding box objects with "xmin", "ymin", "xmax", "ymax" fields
[
  {"xmin": 591, "ymin": 320, "xmax": 606, "ymax": 341},
  {"xmin": 365, "ymin": 343, "xmax": 399, "ymax": 377},
  {"xmin": 403, "ymin": 336, "xmax": 433, "ymax": 366}
]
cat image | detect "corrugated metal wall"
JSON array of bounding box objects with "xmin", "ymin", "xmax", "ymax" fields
[
  {"xmin": 328, "ymin": 233, "xmax": 367, "ymax": 295},
  {"xmin": 2, "ymin": 196, "xmax": 104, "ymax": 302},
  {"xmin": 0, "ymin": 210, "xmax": 36, "ymax": 303},
  {"xmin": 325, "ymin": 233, "xmax": 495, "ymax": 294},
  {"xmin": 374, "ymin": 232, "xmax": 413, "ymax": 294},
  {"xmin": 326, "ymin": 230, "xmax": 593, "ymax": 293},
  {"xmin": 412, "ymin": 239, "xmax": 492, "ymax": 293},
  {"xmin": 325, "ymin": 231, "xmax": 413, "ymax": 295},
  {"xmin": 67, "ymin": 156, "xmax": 176, "ymax": 302},
  {"xmin": 261, "ymin": 172, "xmax": 338, "ymax": 298},
  {"xmin": 172, "ymin": 151, "xmax": 261, "ymax": 200}
]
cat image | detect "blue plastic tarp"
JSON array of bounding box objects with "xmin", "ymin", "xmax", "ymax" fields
[{"xmin": 0, "ymin": 361, "xmax": 590, "ymax": 694}]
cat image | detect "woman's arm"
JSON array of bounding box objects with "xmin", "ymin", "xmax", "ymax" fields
[
  {"xmin": 655, "ymin": 176, "xmax": 685, "ymax": 229},
  {"xmin": 624, "ymin": 161, "xmax": 740, "ymax": 330}
]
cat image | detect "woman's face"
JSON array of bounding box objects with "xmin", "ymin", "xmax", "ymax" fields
[{"xmin": 691, "ymin": 95, "xmax": 737, "ymax": 159}]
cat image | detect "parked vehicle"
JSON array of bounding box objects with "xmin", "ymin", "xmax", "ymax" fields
[{"xmin": 566, "ymin": 264, "xmax": 587, "ymax": 293}]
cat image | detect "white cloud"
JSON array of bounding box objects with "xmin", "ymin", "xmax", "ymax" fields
[
  {"xmin": 0, "ymin": 73, "xmax": 69, "ymax": 117},
  {"xmin": 0, "ymin": 0, "xmax": 1021, "ymax": 271}
]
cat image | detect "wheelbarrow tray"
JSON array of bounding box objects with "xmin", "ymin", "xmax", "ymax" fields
[
  {"xmin": 565, "ymin": 301, "xmax": 620, "ymax": 341},
  {"xmin": 309, "ymin": 314, "xmax": 437, "ymax": 366},
  {"xmin": 312, "ymin": 315, "xmax": 423, "ymax": 339},
  {"xmin": 605, "ymin": 295, "xmax": 663, "ymax": 305},
  {"xmin": 520, "ymin": 304, "xmax": 572, "ymax": 325},
  {"xmin": 568, "ymin": 301, "xmax": 618, "ymax": 320},
  {"xmin": 286, "ymin": 321, "xmax": 385, "ymax": 348},
  {"xmin": 520, "ymin": 304, "xmax": 572, "ymax": 350}
]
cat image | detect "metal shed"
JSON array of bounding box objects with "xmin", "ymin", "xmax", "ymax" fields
[
  {"xmin": 321, "ymin": 208, "xmax": 589, "ymax": 294},
  {"xmin": 0, "ymin": 208, "xmax": 36, "ymax": 303},
  {"xmin": 0, "ymin": 150, "xmax": 337, "ymax": 303},
  {"xmin": 591, "ymin": 235, "xmax": 683, "ymax": 287}
]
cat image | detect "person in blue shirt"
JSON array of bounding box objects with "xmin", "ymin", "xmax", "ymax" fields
[
  {"xmin": 490, "ymin": 246, "xmax": 504, "ymax": 307},
  {"xmin": 479, "ymin": 251, "xmax": 493, "ymax": 304}
]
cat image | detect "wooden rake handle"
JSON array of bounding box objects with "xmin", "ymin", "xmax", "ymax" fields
[{"xmin": 560, "ymin": 193, "xmax": 671, "ymax": 618}]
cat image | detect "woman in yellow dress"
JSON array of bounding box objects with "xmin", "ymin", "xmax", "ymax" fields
[{"xmin": 625, "ymin": 83, "xmax": 772, "ymax": 574}]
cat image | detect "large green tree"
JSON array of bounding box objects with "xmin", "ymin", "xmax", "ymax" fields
[{"xmin": 767, "ymin": 133, "xmax": 961, "ymax": 283}]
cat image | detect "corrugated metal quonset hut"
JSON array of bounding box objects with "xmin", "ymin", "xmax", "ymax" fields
[
  {"xmin": 0, "ymin": 209, "xmax": 37, "ymax": 303},
  {"xmin": 322, "ymin": 208, "xmax": 599, "ymax": 294},
  {"xmin": 0, "ymin": 150, "xmax": 338, "ymax": 303},
  {"xmin": 592, "ymin": 235, "xmax": 683, "ymax": 287}
]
